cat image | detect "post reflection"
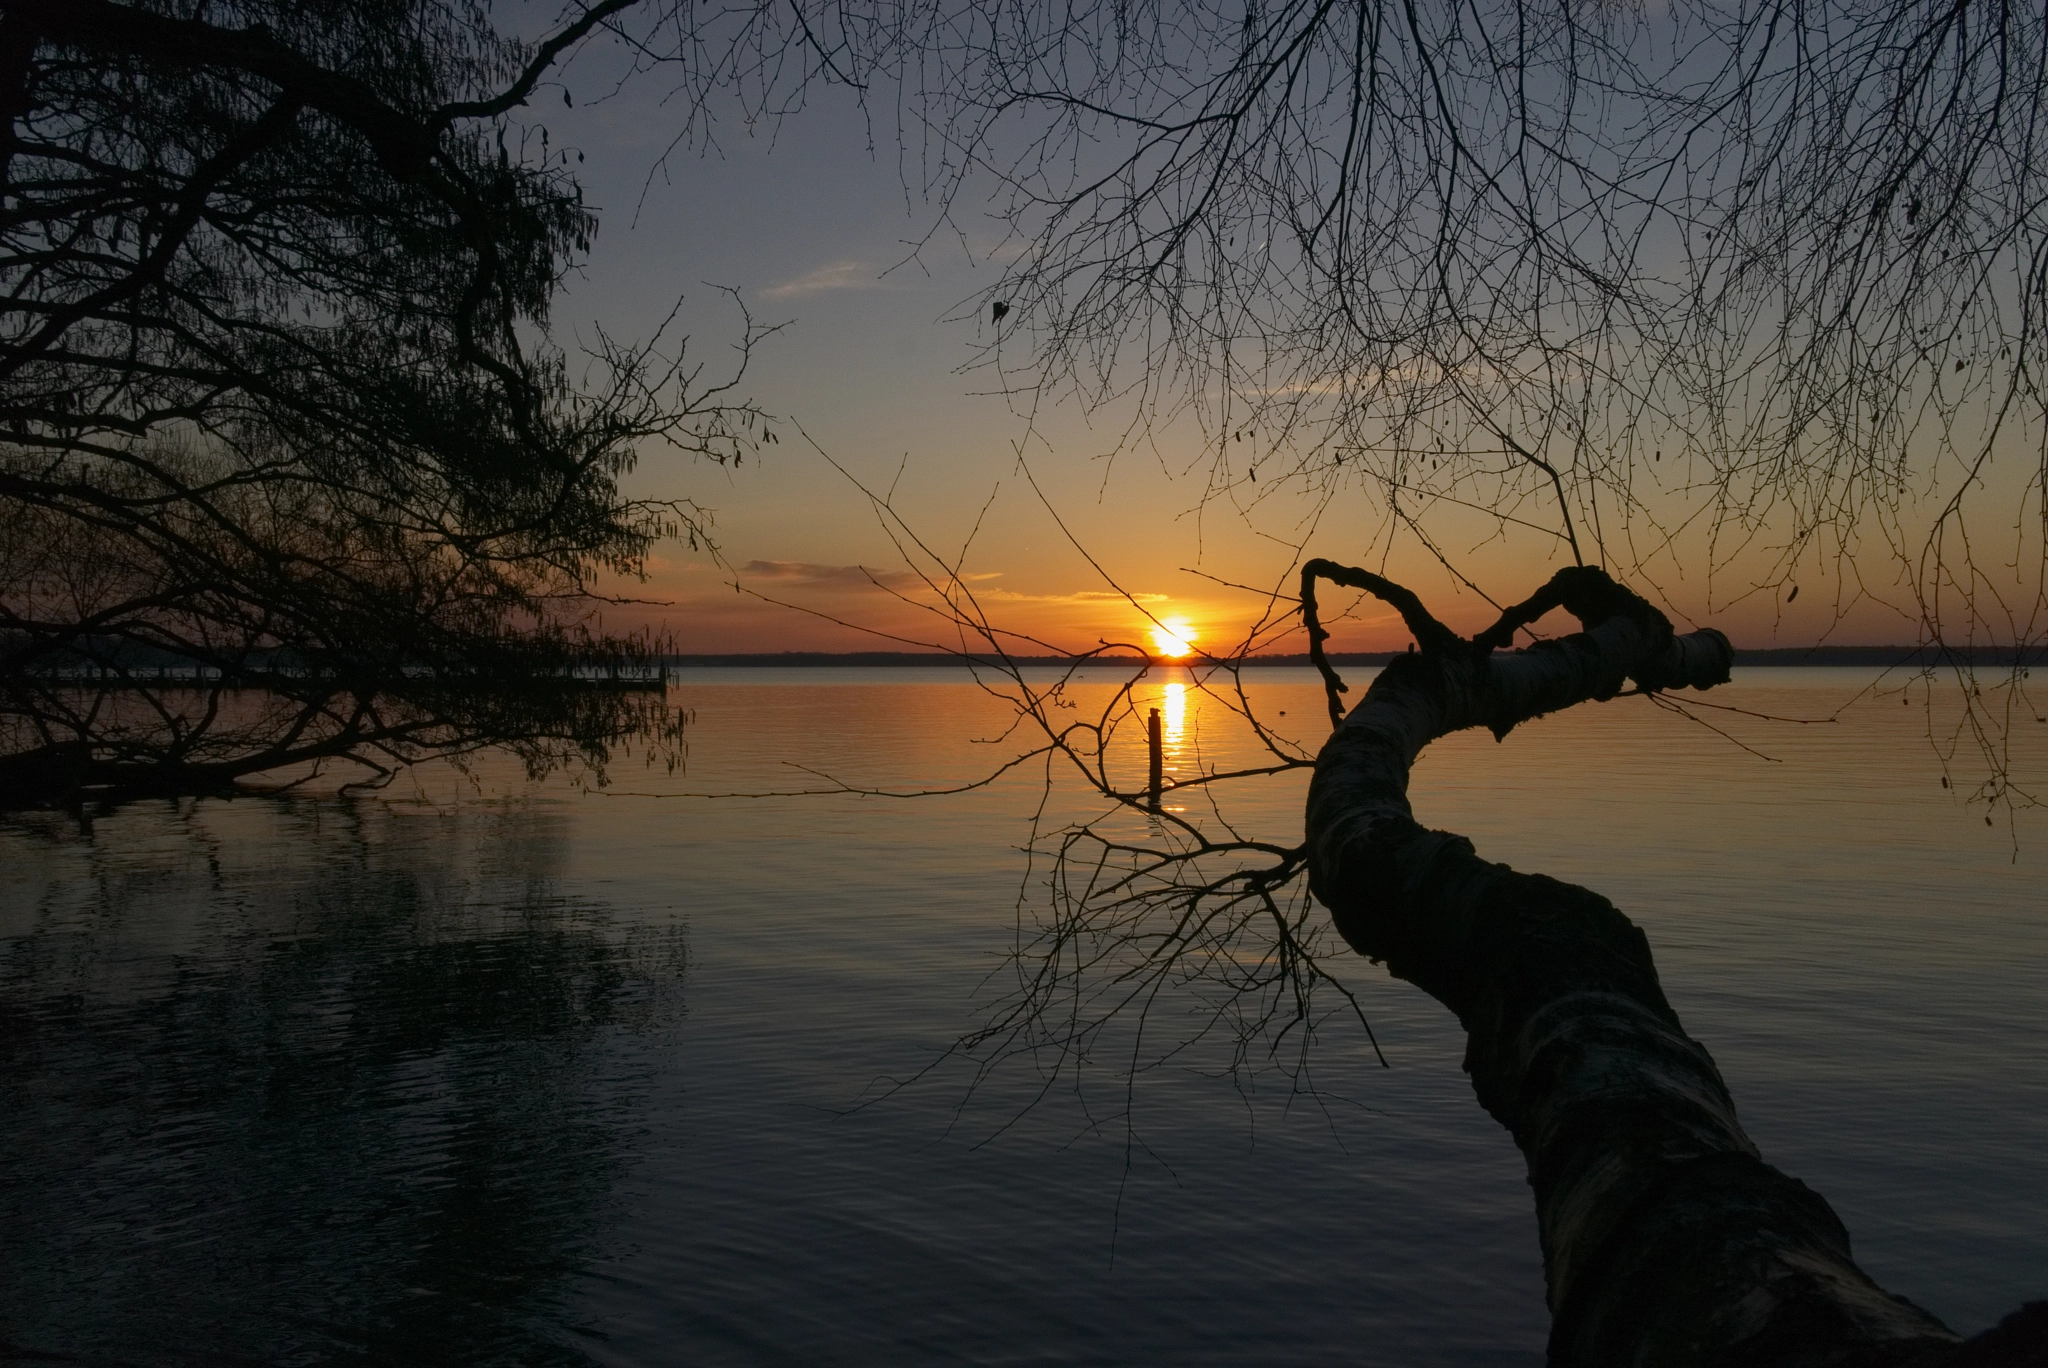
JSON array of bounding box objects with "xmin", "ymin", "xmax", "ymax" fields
[{"xmin": 1141, "ymin": 676, "xmax": 1195, "ymax": 815}]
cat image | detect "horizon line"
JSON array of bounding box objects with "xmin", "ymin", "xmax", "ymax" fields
[{"xmin": 659, "ymin": 645, "xmax": 2042, "ymax": 667}]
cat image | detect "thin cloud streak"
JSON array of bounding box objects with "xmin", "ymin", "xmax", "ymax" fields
[
  {"xmin": 735, "ymin": 560, "xmax": 1165, "ymax": 606},
  {"xmin": 761, "ymin": 259, "xmax": 879, "ymax": 299},
  {"xmin": 975, "ymin": 588, "xmax": 1169, "ymax": 605},
  {"xmin": 737, "ymin": 559, "xmax": 918, "ymax": 590}
]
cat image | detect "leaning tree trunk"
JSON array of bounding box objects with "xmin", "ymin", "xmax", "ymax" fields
[{"xmin": 1300, "ymin": 563, "xmax": 2046, "ymax": 1368}]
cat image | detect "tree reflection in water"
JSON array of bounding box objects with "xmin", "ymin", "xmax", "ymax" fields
[{"xmin": 0, "ymin": 797, "xmax": 685, "ymax": 1366}]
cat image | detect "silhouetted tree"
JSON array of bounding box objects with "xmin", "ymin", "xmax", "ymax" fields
[
  {"xmin": 1, "ymin": 0, "xmax": 763, "ymax": 804},
  {"xmin": 1296, "ymin": 563, "xmax": 2042, "ymax": 1365}
]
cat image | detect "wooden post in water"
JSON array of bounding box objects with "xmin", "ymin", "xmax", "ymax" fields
[{"xmin": 1147, "ymin": 706, "xmax": 1163, "ymax": 811}]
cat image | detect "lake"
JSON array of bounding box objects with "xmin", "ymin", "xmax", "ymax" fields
[{"xmin": 3, "ymin": 666, "xmax": 2043, "ymax": 1366}]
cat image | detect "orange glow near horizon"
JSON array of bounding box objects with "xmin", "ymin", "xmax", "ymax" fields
[
  {"xmin": 1151, "ymin": 618, "xmax": 1198, "ymax": 658},
  {"xmin": 599, "ymin": 526, "xmax": 1969, "ymax": 656}
]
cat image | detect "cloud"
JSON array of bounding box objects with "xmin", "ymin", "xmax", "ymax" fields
[
  {"xmin": 737, "ymin": 559, "xmax": 919, "ymax": 591},
  {"xmin": 761, "ymin": 259, "xmax": 879, "ymax": 300},
  {"xmin": 734, "ymin": 562, "xmax": 1164, "ymax": 606},
  {"xmin": 974, "ymin": 587, "xmax": 1169, "ymax": 605}
]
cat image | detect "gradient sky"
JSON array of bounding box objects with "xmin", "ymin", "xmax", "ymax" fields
[{"xmin": 529, "ymin": 40, "xmax": 2034, "ymax": 657}]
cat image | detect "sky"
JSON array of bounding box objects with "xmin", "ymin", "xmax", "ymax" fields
[{"xmin": 522, "ymin": 30, "xmax": 2041, "ymax": 658}]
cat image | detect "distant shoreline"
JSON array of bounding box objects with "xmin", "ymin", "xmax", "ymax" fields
[{"xmin": 663, "ymin": 646, "xmax": 2042, "ymax": 669}]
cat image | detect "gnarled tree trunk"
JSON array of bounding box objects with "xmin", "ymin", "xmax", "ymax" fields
[{"xmin": 1301, "ymin": 564, "xmax": 2045, "ymax": 1368}]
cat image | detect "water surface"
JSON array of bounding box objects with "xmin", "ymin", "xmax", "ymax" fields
[{"xmin": 3, "ymin": 667, "xmax": 2043, "ymax": 1365}]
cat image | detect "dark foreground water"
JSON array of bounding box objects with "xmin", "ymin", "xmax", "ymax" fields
[{"xmin": 3, "ymin": 668, "xmax": 2044, "ymax": 1366}]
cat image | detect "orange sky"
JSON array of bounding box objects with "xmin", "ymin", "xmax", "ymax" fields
[
  {"xmin": 590, "ymin": 431, "xmax": 1997, "ymax": 655},
  {"xmin": 550, "ymin": 61, "xmax": 2038, "ymax": 658}
]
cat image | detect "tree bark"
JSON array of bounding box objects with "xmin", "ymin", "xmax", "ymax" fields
[{"xmin": 1301, "ymin": 564, "xmax": 2046, "ymax": 1368}]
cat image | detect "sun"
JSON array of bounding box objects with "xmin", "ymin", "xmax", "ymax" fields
[{"xmin": 1150, "ymin": 618, "xmax": 1197, "ymax": 658}]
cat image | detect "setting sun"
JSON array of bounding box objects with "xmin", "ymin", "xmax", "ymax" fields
[{"xmin": 1151, "ymin": 618, "xmax": 1198, "ymax": 658}]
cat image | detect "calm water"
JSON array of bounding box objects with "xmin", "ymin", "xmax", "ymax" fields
[{"xmin": 3, "ymin": 667, "xmax": 2043, "ymax": 1366}]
